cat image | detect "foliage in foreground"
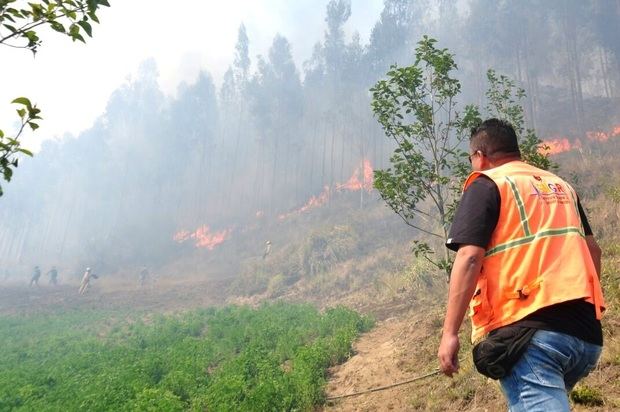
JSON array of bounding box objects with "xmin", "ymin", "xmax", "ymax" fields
[
  {"xmin": 0, "ymin": 0, "xmax": 110, "ymax": 195},
  {"xmin": 0, "ymin": 302, "xmax": 373, "ymax": 411}
]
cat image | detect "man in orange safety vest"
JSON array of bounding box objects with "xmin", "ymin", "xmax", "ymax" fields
[{"xmin": 438, "ymin": 118, "xmax": 604, "ymax": 411}]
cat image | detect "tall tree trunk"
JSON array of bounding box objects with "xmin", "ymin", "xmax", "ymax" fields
[
  {"xmin": 58, "ymin": 199, "xmax": 76, "ymax": 260},
  {"xmin": 227, "ymin": 106, "xmax": 244, "ymax": 207},
  {"xmin": 564, "ymin": 3, "xmax": 585, "ymax": 133},
  {"xmin": 309, "ymin": 119, "xmax": 317, "ymax": 199},
  {"xmin": 330, "ymin": 120, "xmax": 336, "ymax": 187},
  {"xmin": 16, "ymin": 220, "xmax": 30, "ymax": 264},
  {"xmin": 340, "ymin": 127, "xmax": 345, "ymax": 183},
  {"xmin": 321, "ymin": 118, "xmax": 327, "ymax": 188},
  {"xmin": 599, "ymin": 47, "xmax": 612, "ymax": 99}
]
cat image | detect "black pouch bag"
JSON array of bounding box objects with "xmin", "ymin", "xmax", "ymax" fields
[{"xmin": 472, "ymin": 326, "xmax": 536, "ymax": 380}]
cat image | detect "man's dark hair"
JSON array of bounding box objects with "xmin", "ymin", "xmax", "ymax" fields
[{"xmin": 470, "ymin": 118, "xmax": 521, "ymax": 159}]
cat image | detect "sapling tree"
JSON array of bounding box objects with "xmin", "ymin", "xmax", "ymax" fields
[
  {"xmin": 370, "ymin": 36, "xmax": 480, "ymax": 276},
  {"xmin": 371, "ymin": 38, "xmax": 552, "ymax": 278}
]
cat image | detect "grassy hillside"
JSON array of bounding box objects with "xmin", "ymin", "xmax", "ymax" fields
[{"xmin": 0, "ymin": 303, "xmax": 373, "ymax": 411}]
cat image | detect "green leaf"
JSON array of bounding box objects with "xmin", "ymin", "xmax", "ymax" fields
[
  {"xmin": 28, "ymin": 122, "xmax": 39, "ymax": 131},
  {"xmin": 50, "ymin": 21, "xmax": 65, "ymax": 33},
  {"xmin": 88, "ymin": 11, "xmax": 99, "ymax": 23},
  {"xmin": 77, "ymin": 20, "xmax": 92, "ymax": 37},
  {"xmin": 16, "ymin": 108, "xmax": 26, "ymax": 118},
  {"xmin": 24, "ymin": 30, "xmax": 39, "ymax": 42},
  {"xmin": 11, "ymin": 97, "xmax": 32, "ymax": 108},
  {"xmin": 18, "ymin": 148, "xmax": 34, "ymax": 157}
]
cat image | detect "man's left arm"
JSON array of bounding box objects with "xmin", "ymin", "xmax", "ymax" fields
[{"xmin": 438, "ymin": 244, "xmax": 485, "ymax": 377}]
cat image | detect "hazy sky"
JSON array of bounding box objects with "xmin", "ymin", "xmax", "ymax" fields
[{"xmin": 0, "ymin": 0, "xmax": 383, "ymax": 150}]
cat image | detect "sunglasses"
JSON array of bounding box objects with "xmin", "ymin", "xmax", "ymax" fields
[{"xmin": 468, "ymin": 150, "xmax": 485, "ymax": 164}]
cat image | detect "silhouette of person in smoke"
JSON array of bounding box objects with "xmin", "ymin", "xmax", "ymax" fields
[
  {"xmin": 78, "ymin": 267, "xmax": 98, "ymax": 295},
  {"xmin": 29, "ymin": 266, "xmax": 41, "ymax": 287},
  {"xmin": 47, "ymin": 266, "xmax": 59, "ymax": 285},
  {"xmin": 138, "ymin": 266, "xmax": 149, "ymax": 287},
  {"xmin": 263, "ymin": 240, "xmax": 272, "ymax": 260}
]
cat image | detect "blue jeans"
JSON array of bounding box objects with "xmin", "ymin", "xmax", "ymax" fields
[{"xmin": 499, "ymin": 330, "xmax": 602, "ymax": 412}]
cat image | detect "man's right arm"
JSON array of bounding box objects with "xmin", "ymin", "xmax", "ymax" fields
[{"xmin": 585, "ymin": 235, "xmax": 602, "ymax": 278}]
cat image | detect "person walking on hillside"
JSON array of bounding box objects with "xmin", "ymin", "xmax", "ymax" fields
[
  {"xmin": 29, "ymin": 266, "xmax": 41, "ymax": 287},
  {"xmin": 47, "ymin": 266, "xmax": 59, "ymax": 285},
  {"xmin": 262, "ymin": 240, "xmax": 272, "ymax": 260},
  {"xmin": 78, "ymin": 267, "xmax": 98, "ymax": 295},
  {"xmin": 138, "ymin": 266, "xmax": 149, "ymax": 288},
  {"xmin": 437, "ymin": 119, "xmax": 605, "ymax": 411}
]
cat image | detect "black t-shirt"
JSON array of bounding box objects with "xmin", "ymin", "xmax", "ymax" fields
[{"xmin": 446, "ymin": 175, "xmax": 602, "ymax": 345}]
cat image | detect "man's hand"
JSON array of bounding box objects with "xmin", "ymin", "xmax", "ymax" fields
[
  {"xmin": 437, "ymin": 245, "xmax": 485, "ymax": 378},
  {"xmin": 438, "ymin": 332, "xmax": 460, "ymax": 377}
]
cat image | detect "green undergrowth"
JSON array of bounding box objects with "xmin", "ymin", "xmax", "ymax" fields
[
  {"xmin": 570, "ymin": 385, "xmax": 605, "ymax": 406},
  {"xmin": 0, "ymin": 303, "xmax": 374, "ymax": 411}
]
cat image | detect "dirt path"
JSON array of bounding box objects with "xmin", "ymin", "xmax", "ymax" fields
[
  {"xmin": 322, "ymin": 308, "xmax": 490, "ymax": 412},
  {"xmin": 323, "ymin": 310, "xmax": 620, "ymax": 412}
]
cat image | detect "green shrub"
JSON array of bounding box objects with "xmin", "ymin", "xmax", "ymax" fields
[
  {"xmin": 570, "ymin": 385, "xmax": 604, "ymax": 406},
  {"xmin": 127, "ymin": 388, "xmax": 185, "ymax": 412},
  {"xmin": 0, "ymin": 303, "xmax": 372, "ymax": 411}
]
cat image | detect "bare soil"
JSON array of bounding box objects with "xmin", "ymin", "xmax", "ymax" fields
[{"xmin": 322, "ymin": 305, "xmax": 620, "ymax": 412}]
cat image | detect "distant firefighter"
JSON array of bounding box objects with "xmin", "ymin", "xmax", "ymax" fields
[
  {"xmin": 29, "ymin": 266, "xmax": 41, "ymax": 287},
  {"xmin": 138, "ymin": 266, "xmax": 149, "ymax": 287},
  {"xmin": 47, "ymin": 266, "xmax": 59, "ymax": 285},
  {"xmin": 262, "ymin": 240, "xmax": 272, "ymax": 260},
  {"xmin": 78, "ymin": 267, "xmax": 98, "ymax": 295}
]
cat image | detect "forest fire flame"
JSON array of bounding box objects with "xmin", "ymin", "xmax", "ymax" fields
[
  {"xmin": 336, "ymin": 159, "xmax": 374, "ymax": 191},
  {"xmin": 542, "ymin": 125, "xmax": 620, "ymax": 155},
  {"xmin": 278, "ymin": 159, "xmax": 374, "ymax": 220},
  {"xmin": 173, "ymin": 225, "xmax": 231, "ymax": 250}
]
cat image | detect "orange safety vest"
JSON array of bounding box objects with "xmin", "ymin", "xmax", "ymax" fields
[{"xmin": 463, "ymin": 160, "xmax": 605, "ymax": 343}]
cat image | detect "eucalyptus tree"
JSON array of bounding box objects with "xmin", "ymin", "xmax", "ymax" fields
[
  {"xmin": 248, "ymin": 34, "xmax": 303, "ymax": 213},
  {"xmin": 223, "ymin": 23, "xmax": 253, "ymax": 208},
  {"xmin": 591, "ymin": 0, "xmax": 620, "ymax": 97},
  {"xmin": 366, "ymin": 0, "xmax": 424, "ymax": 82}
]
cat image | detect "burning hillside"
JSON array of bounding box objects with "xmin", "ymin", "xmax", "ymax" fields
[
  {"xmin": 173, "ymin": 226, "xmax": 231, "ymax": 250},
  {"xmin": 543, "ymin": 125, "xmax": 620, "ymax": 155},
  {"xmin": 278, "ymin": 159, "xmax": 374, "ymax": 220},
  {"xmin": 172, "ymin": 158, "xmax": 375, "ymax": 250}
]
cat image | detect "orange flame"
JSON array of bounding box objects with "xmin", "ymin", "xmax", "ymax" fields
[
  {"xmin": 278, "ymin": 158, "xmax": 374, "ymax": 220},
  {"xmin": 278, "ymin": 185, "xmax": 331, "ymax": 220},
  {"xmin": 336, "ymin": 159, "xmax": 374, "ymax": 191},
  {"xmin": 173, "ymin": 225, "xmax": 231, "ymax": 249},
  {"xmin": 542, "ymin": 138, "xmax": 582, "ymax": 155},
  {"xmin": 541, "ymin": 124, "xmax": 620, "ymax": 155}
]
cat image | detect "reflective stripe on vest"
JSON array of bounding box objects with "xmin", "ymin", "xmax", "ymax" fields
[{"xmin": 462, "ymin": 161, "xmax": 605, "ymax": 343}]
